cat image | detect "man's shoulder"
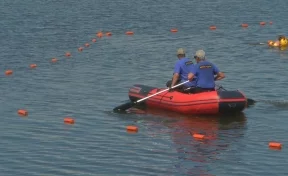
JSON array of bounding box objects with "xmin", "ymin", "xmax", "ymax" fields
[
  {"xmin": 174, "ymin": 59, "xmax": 182, "ymax": 66},
  {"xmin": 203, "ymin": 60, "xmax": 212, "ymax": 64},
  {"xmin": 184, "ymin": 59, "xmax": 194, "ymax": 66},
  {"xmin": 175, "ymin": 58, "xmax": 190, "ymax": 64},
  {"xmin": 181, "ymin": 58, "xmax": 193, "ymax": 64},
  {"xmin": 201, "ymin": 60, "xmax": 217, "ymax": 66}
]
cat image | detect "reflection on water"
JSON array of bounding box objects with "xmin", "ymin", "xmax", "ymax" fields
[
  {"xmin": 279, "ymin": 46, "xmax": 288, "ymax": 51},
  {"xmin": 127, "ymin": 108, "xmax": 247, "ymax": 175},
  {"xmin": 268, "ymin": 45, "xmax": 288, "ymax": 52}
]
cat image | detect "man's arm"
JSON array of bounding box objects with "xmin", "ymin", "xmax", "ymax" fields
[
  {"xmin": 213, "ymin": 64, "xmax": 225, "ymax": 81},
  {"xmin": 188, "ymin": 73, "xmax": 195, "ymax": 81},
  {"xmin": 171, "ymin": 61, "xmax": 181, "ymax": 87},
  {"xmin": 171, "ymin": 73, "xmax": 180, "ymax": 87},
  {"xmin": 214, "ymin": 72, "xmax": 225, "ymax": 81}
]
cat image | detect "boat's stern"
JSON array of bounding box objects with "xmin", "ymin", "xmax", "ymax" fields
[{"xmin": 217, "ymin": 90, "xmax": 247, "ymax": 113}]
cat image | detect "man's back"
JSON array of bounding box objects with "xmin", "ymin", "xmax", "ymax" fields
[
  {"xmin": 192, "ymin": 60, "xmax": 219, "ymax": 89},
  {"xmin": 174, "ymin": 58, "xmax": 196, "ymax": 87}
]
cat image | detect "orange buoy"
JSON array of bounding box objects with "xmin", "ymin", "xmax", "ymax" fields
[
  {"xmin": 126, "ymin": 31, "xmax": 134, "ymax": 35},
  {"xmin": 126, "ymin": 125, "xmax": 138, "ymax": 132},
  {"xmin": 209, "ymin": 26, "xmax": 216, "ymax": 30},
  {"xmin": 92, "ymin": 38, "xmax": 97, "ymax": 43},
  {"xmin": 269, "ymin": 142, "xmax": 282, "ymax": 149},
  {"xmin": 260, "ymin": 22, "xmax": 266, "ymax": 25},
  {"xmin": 85, "ymin": 43, "xmax": 90, "ymax": 47},
  {"xmin": 65, "ymin": 52, "xmax": 71, "ymax": 57},
  {"xmin": 192, "ymin": 133, "xmax": 205, "ymax": 139},
  {"xmin": 241, "ymin": 23, "xmax": 248, "ymax": 27},
  {"xmin": 18, "ymin": 109, "xmax": 28, "ymax": 116},
  {"xmin": 5, "ymin": 70, "xmax": 13, "ymax": 75},
  {"xmin": 170, "ymin": 28, "xmax": 178, "ymax": 33},
  {"xmin": 106, "ymin": 32, "xmax": 112, "ymax": 36},
  {"xmin": 64, "ymin": 117, "xmax": 75, "ymax": 124},
  {"xmin": 30, "ymin": 64, "xmax": 37, "ymax": 69},
  {"xmin": 51, "ymin": 58, "xmax": 58, "ymax": 63},
  {"xmin": 96, "ymin": 32, "xmax": 103, "ymax": 38},
  {"xmin": 78, "ymin": 47, "xmax": 83, "ymax": 52},
  {"xmin": 269, "ymin": 21, "xmax": 273, "ymax": 25}
]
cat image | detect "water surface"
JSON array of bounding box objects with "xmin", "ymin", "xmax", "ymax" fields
[{"xmin": 0, "ymin": 0, "xmax": 288, "ymax": 175}]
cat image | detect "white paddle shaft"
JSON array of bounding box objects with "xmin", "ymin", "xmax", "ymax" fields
[{"xmin": 136, "ymin": 80, "xmax": 189, "ymax": 103}]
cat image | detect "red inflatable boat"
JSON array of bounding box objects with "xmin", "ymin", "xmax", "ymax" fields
[{"xmin": 128, "ymin": 84, "xmax": 248, "ymax": 115}]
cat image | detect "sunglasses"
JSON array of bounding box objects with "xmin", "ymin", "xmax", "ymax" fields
[{"xmin": 194, "ymin": 56, "xmax": 198, "ymax": 59}]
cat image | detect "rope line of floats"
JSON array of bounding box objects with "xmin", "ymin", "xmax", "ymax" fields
[{"xmin": 7, "ymin": 21, "xmax": 282, "ymax": 150}]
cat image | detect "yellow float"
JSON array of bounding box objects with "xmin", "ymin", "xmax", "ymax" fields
[{"xmin": 268, "ymin": 35, "xmax": 288, "ymax": 48}]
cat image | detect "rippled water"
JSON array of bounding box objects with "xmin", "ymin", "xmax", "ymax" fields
[{"xmin": 1, "ymin": 0, "xmax": 288, "ymax": 175}]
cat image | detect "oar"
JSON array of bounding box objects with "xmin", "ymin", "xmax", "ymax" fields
[
  {"xmin": 247, "ymin": 42, "xmax": 266, "ymax": 45},
  {"xmin": 113, "ymin": 80, "xmax": 189, "ymax": 112}
]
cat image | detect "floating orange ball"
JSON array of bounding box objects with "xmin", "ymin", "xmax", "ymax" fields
[
  {"xmin": 96, "ymin": 32, "xmax": 103, "ymax": 38},
  {"xmin": 85, "ymin": 43, "xmax": 90, "ymax": 47},
  {"xmin": 18, "ymin": 109, "xmax": 28, "ymax": 116},
  {"xmin": 78, "ymin": 47, "xmax": 83, "ymax": 52},
  {"xmin": 269, "ymin": 142, "xmax": 282, "ymax": 149},
  {"xmin": 241, "ymin": 23, "xmax": 248, "ymax": 27},
  {"xmin": 5, "ymin": 70, "xmax": 13, "ymax": 75},
  {"xmin": 126, "ymin": 31, "xmax": 134, "ymax": 35},
  {"xmin": 209, "ymin": 26, "xmax": 216, "ymax": 30},
  {"xmin": 106, "ymin": 32, "xmax": 112, "ymax": 36},
  {"xmin": 64, "ymin": 117, "xmax": 75, "ymax": 124},
  {"xmin": 30, "ymin": 64, "xmax": 37, "ymax": 69},
  {"xmin": 126, "ymin": 125, "xmax": 138, "ymax": 132},
  {"xmin": 192, "ymin": 133, "xmax": 205, "ymax": 139},
  {"xmin": 260, "ymin": 22, "xmax": 266, "ymax": 25},
  {"xmin": 170, "ymin": 28, "xmax": 178, "ymax": 33},
  {"xmin": 65, "ymin": 52, "xmax": 71, "ymax": 57},
  {"xmin": 51, "ymin": 58, "xmax": 57, "ymax": 63},
  {"xmin": 92, "ymin": 38, "xmax": 97, "ymax": 43}
]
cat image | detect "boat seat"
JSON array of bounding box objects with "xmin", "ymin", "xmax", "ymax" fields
[
  {"xmin": 182, "ymin": 87, "xmax": 196, "ymax": 94},
  {"xmin": 182, "ymin": 87, "xmax": 216, "ymax": 94}
]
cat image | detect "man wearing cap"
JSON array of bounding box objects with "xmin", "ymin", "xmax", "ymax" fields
[
  {"xmin": 188, "ymin": 50, "xmax": 225, "ymax": 93},
  {"xmin": 166, "ymin": 48, "xmax": 196, "ymax": 91}
]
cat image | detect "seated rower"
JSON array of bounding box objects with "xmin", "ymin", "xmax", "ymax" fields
[
  {"xmin": 188, "ymin": 50, "xmax": 225, "ymax": 93},
  {"xmin": 166, "ymin": 48, "xmax": 196, "ymax": 92}
]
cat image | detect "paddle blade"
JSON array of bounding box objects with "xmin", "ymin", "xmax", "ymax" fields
[{"xmin": 113, "ymin": 102, "xmax": 135, "ymax": 112}]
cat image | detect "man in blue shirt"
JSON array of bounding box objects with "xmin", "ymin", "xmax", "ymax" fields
[
  {"xmin": 188, "ymin": 50, "xmax": 225, "ymax": 93},
  {"xmin": 166, "ymin": 48, "xmax": 196, "ymax": 91}
]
